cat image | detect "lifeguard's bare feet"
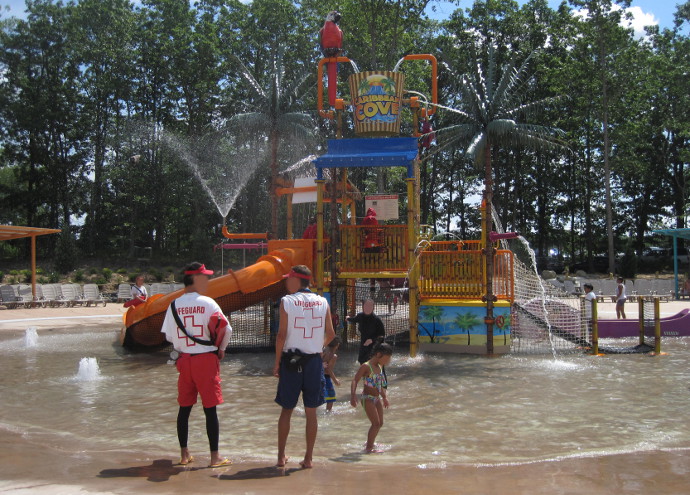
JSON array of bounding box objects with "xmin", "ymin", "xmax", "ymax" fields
[
  {"xmin": 299, "ymin": 458, "xmax": 313, "ymax": 469},
  {"xmin": 276, "ymin": 456, "xmax": 289, "ymax": 467}
]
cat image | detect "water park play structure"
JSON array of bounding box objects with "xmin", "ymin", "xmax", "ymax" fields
[{"xmin": 123, "ymin": 49, "xmax": 676, "ymax": 357}]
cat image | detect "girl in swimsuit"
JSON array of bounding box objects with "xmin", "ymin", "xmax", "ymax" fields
[{"xmin": 350, "ymin": 342, "xmax": 393, "ymax": 453}]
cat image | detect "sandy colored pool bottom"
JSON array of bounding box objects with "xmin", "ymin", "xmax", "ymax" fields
[{"xmin": 1, "ymin": 428, "xmax": 688, "ymax": 495}]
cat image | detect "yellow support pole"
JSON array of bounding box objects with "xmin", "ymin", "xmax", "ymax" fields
[
  {"xmin": 638, "ymin": 297, "xmax": 645, "ymax": 346},
  {"xmin": 316, "ymin": 179, "xmax": 326, "ymax": 295},
  {"xmin": 341, "ymin": 169, "xmax": 349, "ymax": 224},
  {"xmin": 407, "ymin": 177, "xmax": 419, "ymax": 357},
  {"xmin": 654, "ymin": 297, "xmax": 661, "ymax": 354}
]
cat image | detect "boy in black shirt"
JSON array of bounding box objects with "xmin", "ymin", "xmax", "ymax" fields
[{"xmin": 347, "ymin": 299, "xmax": 386, "ymax": 364}]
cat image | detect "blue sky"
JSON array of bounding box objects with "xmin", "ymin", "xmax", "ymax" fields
[{"xmin": 1, "ymin": 0, "xmax": 681, "ymax": 34}]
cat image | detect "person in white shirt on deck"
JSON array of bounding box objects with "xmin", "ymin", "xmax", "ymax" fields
[
  {"xmin": 273, "ymin": 265, "xmax": 335, "ymax": 469},
  {"xmin": 131, "ymin": 275, "xmax": 148, "ymax": 302},
  {"xmin": 161, "ymin": 262, "xmax": 232, "ymax": 468},
  {"xmin": 123, "ymin": 275, "xmax": 148, "ymax": 308},
  {"xmin": 616, "ymin": 277, "xmax": 627, "ymax": 319}
]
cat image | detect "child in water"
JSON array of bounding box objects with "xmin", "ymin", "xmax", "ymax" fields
[
  {"xmin": 322, "ymin": 337, "xmax": 341, "ymax": 412},
  {"xmin": 350, "ymin": 342, "xmax": 393, "ymax": 453}
]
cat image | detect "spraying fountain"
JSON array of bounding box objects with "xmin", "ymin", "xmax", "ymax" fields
[
  {"xmin": 24, "ymin": 327, "xmax": 38, "ymax": 348},
  {"xmin": 76, "ymin": 357, "xmax": 101, "ymax": 382}
]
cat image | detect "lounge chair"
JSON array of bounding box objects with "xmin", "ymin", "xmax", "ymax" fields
[
  {"xmin": 117, "ymin": 283, "xmax": 132, "ymax": 303},
  {"xmin": 60, "ymin": 284, "xmax": 86, "ymax": 307},
  {"xmin": 40, "ymin": 284, "xmax": 69, "ymax": 307},
  {"xmin": 33, "ymin": 284, "xmax": 47, "ymax": 307},
  {"xmin": 82, "ymin": 284, "xmax": 107, "ymax": 307},
  {"xmin": 15, "ymin": 284, "xmax": 36, "ymax": 307},
  {"xmin": 150, "ymin": 283, "xmax": 174, "ymax": 296},
  {"xmin": 596, "ymin": 280, "xmax": 618, "ymax": 303},
  {"xmin": 0, "ymin": 284, "xmax": 27, "ymax": 309},
  {"xmin": 653, "ymin": 279, "xmax": 674, "ymax": 302}
]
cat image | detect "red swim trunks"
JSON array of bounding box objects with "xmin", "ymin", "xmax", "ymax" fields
[{"xmin": 176, "ymin": 353, "xmax": 223, "ymax": 408}]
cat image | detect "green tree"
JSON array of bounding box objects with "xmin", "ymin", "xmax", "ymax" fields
[
  {"xmin": 0, "ymin": 0, "xmax": 88, "ymax": 237},
  {"xmin": 73, "ymin": 0, "xmax": 136, "ymax": 255},
  {"xmin": 454, "ymin": 311, "xmax": 481, "ymax": 345},
  {"xmin": 420, "ymin": 305, "xmax": 444, "ymax": 342},
  {"xmin": 570, "ymin": 0, "xmax": 634, "ymax": 273},
  {"xmin": 228, "ymin": 46, "xmax": 317, "ymax": 237}
]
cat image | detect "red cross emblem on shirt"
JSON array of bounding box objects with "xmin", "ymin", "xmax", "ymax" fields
[
  {"xmin": 294, "ymin": 309, "xmax": 323, "ymax": 339},
  {"xmin": 177, "ymin": 315, "xmax": 205, "ymax": 347}
]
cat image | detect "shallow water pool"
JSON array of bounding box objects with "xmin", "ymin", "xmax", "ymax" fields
[{"xmin": 0, "ymin": 327, "xmax": 688, "ymax": 469}]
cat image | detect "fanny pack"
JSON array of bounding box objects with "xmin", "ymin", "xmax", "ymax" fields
[
  {"xmin": 283, "ymin": 349, "xmax": 319, "ymax": 373},
  {"xmin": 170, "ymin": 300, "xmax": 215, "ymax": 347}
]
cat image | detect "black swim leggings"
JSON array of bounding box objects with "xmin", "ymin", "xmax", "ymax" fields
[{"xmin": 176, "ymin": 405, "xmax": 220, "ymax": 452}]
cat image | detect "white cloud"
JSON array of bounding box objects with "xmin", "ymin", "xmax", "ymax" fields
[
  {"xmin": 622, "ymin": 6, "xmax": 659, "ymax": 38},
  {"xmin": 573, "ymin": 4, "xmax": 659, "ymax": 39}
]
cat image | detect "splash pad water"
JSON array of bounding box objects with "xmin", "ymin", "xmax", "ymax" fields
[{"xmin": 1, "ymin": 327, "xmax": 688, "ymax": 472}]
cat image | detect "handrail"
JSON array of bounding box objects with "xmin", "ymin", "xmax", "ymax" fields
[
  {"xmin": 339, "ymin": 224, "xmax": 409, "ymax": 272},
  {"xmin": 395, "ymin": 54, "xmax": 437, "ymax": 117},
  {"xmin": 221, "ymin": 226, "xmax": 268, "ymax": 240}
]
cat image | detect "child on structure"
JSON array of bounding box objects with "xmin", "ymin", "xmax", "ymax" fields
[
  {"xmin": 350, "ymin": 342, "xmax": 393, "ymax": 453},
  {"xmin": 616, "ymin": 277, "xmax": 627, "ymax": 319},
  {"xmin": 322, "ymin": 337, "xmax": 341, "ymax": 412}
]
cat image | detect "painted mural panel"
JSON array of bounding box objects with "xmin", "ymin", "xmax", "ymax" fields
[{"xmin": 418, "ymin": 304, "xmax": 511, "ymax": 346}]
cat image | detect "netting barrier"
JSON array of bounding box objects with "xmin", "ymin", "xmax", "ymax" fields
[
  {"xmin": 493, "ymin": 206, "xmax": 658, "ymax": 355},
  {"xmin": 492, "ymin": 207, "xmax": 588, "ymax": 354}
]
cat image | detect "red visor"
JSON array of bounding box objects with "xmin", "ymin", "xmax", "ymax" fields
[
  {"xmin": 184, "ymin": 264, "xmax": 214, "ymax": 276},
  {"xmin": 282, "ymin": 270, "xmax": 311, "ymax": 280}
]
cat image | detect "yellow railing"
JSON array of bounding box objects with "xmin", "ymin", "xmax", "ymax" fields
[
  {"xmin": 339, "ymin": 224, "xmax": 408, "ymax": 272},
  {"xmin": 425, "ymin": 240, "xmax": 483, "ymax": 251},
  {"xmin": 418, "ymin": 249, "xmax": 514, "ymax": 301}
]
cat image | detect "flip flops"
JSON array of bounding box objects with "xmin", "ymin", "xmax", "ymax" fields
[
  {"xmin": 177, "ymin": 456, "xmax": 194, "ymax": 466},
  {"xmin": 208, "ymin": 458, "xmax": 232, "ymax": 468}
]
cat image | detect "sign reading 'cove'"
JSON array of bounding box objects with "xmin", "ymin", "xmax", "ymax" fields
[{"xmin": 349, "ymin": 71, "xmax": 405, "ymax": 137}]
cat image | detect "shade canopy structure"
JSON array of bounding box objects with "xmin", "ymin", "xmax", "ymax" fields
[
  {"xmin": 653, "ymin": 228, "xmax": 690, "ymax": 299},
  {"xmin": 0, "ymin": 225, "xmax": 61, "ymax": 298},
  {"xmin": 313, "ymin": 138, "xmax": 419, "ymax": 179}
]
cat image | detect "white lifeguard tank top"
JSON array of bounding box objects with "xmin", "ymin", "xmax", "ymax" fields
[{"xmin": 282, "ymin": 290, "xmax": 329, "ymax": 354}]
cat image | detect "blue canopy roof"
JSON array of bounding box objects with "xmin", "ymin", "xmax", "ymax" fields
[{"xmin": 313, "ymin": 138, "xmax": 419, "ymax": 179}]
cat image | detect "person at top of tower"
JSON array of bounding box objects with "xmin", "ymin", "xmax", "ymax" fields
[
  {"xmin": 362, "ymin": 207, "xmax": 378, "ymax": 227},
  {"xmin": 362, "ymin": 207, "xmax": 382, "ymax": 252}
]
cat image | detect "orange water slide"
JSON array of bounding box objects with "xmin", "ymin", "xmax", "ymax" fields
[{"xmin": 122, "ymin": 240, "xmax": 313, "ymax": 348}]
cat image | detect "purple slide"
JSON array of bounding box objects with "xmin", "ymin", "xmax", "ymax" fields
[{"xmin": 597, "ymin": 309, "xmax": 690, "ymax": 338}]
